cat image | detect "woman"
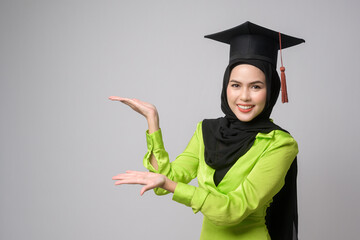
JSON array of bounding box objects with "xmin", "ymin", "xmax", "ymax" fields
[{"xmin": 110, "ymin": 22, "xmax": 304, "ymax": 240}]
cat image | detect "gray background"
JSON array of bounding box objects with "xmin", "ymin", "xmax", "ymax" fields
[{"xmin": 1, "ymin": 0, "xmax": 359, "ymax": 239}]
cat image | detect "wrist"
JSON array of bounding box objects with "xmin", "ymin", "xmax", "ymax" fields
[
  {"xmin": 162, "ymin": 177, "xmax": 177, "ymax": 193},
  {"xmin": 147, "ymin": 113, "xmax": 159, "ymax": 134}
]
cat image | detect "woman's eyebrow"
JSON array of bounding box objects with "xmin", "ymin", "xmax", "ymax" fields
[
  {"xmin": 229, "ymin": 79, "xmax": 265, "ymax": 84},
  {"xmin": 229, "ymin": 79, "xmax": 241, "ymax": 83},
  {"xmin": 249, "ymin": 81, "xmax": 265, "ymax": 85}
]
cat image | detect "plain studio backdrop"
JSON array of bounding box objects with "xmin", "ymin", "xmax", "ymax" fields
[{"xmin": 1, "ymin": 0, "xmax": 359, "ymax": 239}]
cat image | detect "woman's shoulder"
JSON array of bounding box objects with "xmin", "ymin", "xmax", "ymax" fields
[
  {"xmin": 257, "ymin": 120, "xmax": 296, "ymax": 141},
  {"xmin": 256, "ymin": 129, "xmax": 298, "ymax": 155},
  {"xmin": 257, "ymin": 129, "xmax": 295, "ymax": 139},
  {"xmin": 194, "ymin": 121, "xmax": 203, "ymax": 138}
]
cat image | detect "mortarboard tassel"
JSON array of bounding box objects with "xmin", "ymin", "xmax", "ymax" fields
[
  {"xmin": 279, "ymin": 32, "xmax": 288, "ymax": 103},
  {"xmin": 280, "ymin": 66, "xmax": 288, "ymax": 103}
]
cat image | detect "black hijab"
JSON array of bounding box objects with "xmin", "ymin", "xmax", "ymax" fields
[
  {"xmin": 202, "ymin": 59, "xmax": 298, "ymax": 240},
  {"xmin": 202, "ymin": 59, "xmax": 282, "ymax": 185}
]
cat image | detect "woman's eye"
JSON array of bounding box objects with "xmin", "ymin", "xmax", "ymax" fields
[
  {"xmin": 231, "ymin": 84, "xmax": 240, "ymax": 88},
  {"xmin": 252, "ymin": 85, "xmax": 262, "ymax": 89}
]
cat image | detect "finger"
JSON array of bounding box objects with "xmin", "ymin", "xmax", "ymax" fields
[
  {"xmin": 115, "ymin": 98, "xmax": 136, "ymax": 106},
  {"xmin": 131, "ymin": 98, "xmax": 143, "ymax": 105},
  {"xmin": 125, "ymin": 170, "xmax": 147, "ymax": 175},
  {"xmin": 109, "ymin": 96, "xmax": 125, "ymax": 101},
  {"xmin": 109, "ymin": 97, "xmax": 140, "ymax": 110},
  {"xmin": 132, "ymin": 99, "xmax": 154, "ymax": 109},
  {"xmin": 133, "ymin": 99, "xmax": 153, "ymax": 108},
  {"xmin": 140, "ymin": 185, "xmax": 153, "ymax": 196},
  {"xmin": 112, "ymin": 173, "xmax": 141, "ymax": 180},
  {"xmin": 112, "ymin": 175, "xmax": 131, "ymax": 180},
  {"xmin": 116, "ymin": 99, "xmax": 143, "ymax": 112},
  {"xmin": 114, "ymin": 179, "xmax": 146, "ymax": 185},
  {"xmin": 109, "ymin": 97, "xmax": 137, "ymax": 107},
  {"xmin": 112, "ymin": 173, "xmax": 131, "ymax": 180},
  {"xmin": 115, "ymin": 97, "xmax": 136, "ymax": 103},
  {"xmin": 121, "ymin": 98, "xmax": 147, "ymax": 108},
  {"xmin": 112, "ymin": 174, "xmax": 124, "ymax": 180}
]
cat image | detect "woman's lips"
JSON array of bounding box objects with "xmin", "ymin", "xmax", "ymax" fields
[{"xmin": 237, "ymin": 104, "xmax": 254, "ymax": 113}]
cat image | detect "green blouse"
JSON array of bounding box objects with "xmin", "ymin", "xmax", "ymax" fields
[{"xmin": 143, "ymin": 121, "xmax": 298, "ymax": 240}]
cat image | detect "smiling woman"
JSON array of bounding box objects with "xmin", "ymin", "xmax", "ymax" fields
[{"xmin": 110, "ymin": 21, "xmax": 305, "ymax": 240}]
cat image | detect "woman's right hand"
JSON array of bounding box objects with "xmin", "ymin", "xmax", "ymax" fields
[
  {"xmin": 109, "ymin": 96, "xmax": 159, "ymax": 133},
  {"xmin": 112, "ymin": 170, "xmax": 177, "ymax": 195}
]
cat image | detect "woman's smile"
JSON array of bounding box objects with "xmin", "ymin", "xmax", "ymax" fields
[
  {"xmin": 227, "ymin": 64, "xmax": 267, "ymax": 122},
  {"xmin": 237, "ymin": 104, "xmax": 255, "ymax": 112}
]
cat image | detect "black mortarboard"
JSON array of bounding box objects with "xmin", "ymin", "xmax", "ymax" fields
[
  {"xmin": 205, "ymin": 21, "xmax": 305, "ymax": 103},
  {"xmin": 204, "ymin": 21, "xmax": 305, "ymax": 67}
]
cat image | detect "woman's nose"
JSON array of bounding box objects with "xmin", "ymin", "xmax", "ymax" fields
[{"xmin": 239, "ymin": 88, "xmax": 251, "ymax": 101}]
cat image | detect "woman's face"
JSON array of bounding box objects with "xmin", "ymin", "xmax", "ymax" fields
[{"xmin": 226, "ymin": 64, "xmax": 267, "ymax": 122}]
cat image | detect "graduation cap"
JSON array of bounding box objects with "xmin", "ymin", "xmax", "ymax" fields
[{"xmin": 205, "ymin": 21, "xmax": 305, "ymax": 103}]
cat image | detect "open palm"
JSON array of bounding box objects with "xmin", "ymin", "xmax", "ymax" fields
[
  {"xmin": 112, "ymin": 171, "xmax": 166, "ymax": 196},
  {"xmin": 108, "ymin": 96, "xmax": 158, "ymax": 119}
]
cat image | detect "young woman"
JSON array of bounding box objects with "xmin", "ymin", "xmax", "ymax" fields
[{"xmin": 110, "ymin": 22, "xmax": 304, "ymax": 240}]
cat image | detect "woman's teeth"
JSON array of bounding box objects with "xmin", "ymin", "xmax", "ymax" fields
[{"xmin": 237, "ymin": 105, "xmax": 253, "ymax": 109}]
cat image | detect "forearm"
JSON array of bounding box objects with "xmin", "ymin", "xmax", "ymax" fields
[
  {"xmin": 149, "ymin": 153, "xmax": 159, "ymax": 171},
  {"xmin": 147, "ymin": 113, "xmax": 160, "ymax": 170},
  {"xmin": 147, "ymin": 114, "xmax": 159, "ymax": 134}
]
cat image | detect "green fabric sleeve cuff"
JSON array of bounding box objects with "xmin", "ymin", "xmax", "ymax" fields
[
  {"xmin": 143, "ymin": 128, "xmax": 170, "ymax": 175},
  {"xmin": 146, "ymin": 129, "xmax": 164, "ymax": 151},
  {"xmin": 173, "ymin": 182, "xmax": 210, "ymax": 213},
  {"xmin": 173, "ymin": 182, "xmax": 195, "ymax": 207}
]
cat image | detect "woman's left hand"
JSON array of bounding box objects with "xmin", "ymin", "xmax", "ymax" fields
[
  {"xmin": 108, "ymin": 96, "xmax": 158, "ymax": 122},
  {"xmin": 108, "ymin": 96, "xmax": 159, "ymax": 133},
  {"xmin": 112, "ymin": 171, "xmax": 169, "ymax": 195}
]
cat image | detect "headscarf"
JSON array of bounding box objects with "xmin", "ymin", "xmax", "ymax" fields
[{"xmin": 202, "ymin": 59, "xmax": 282, "ymax": 185}]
